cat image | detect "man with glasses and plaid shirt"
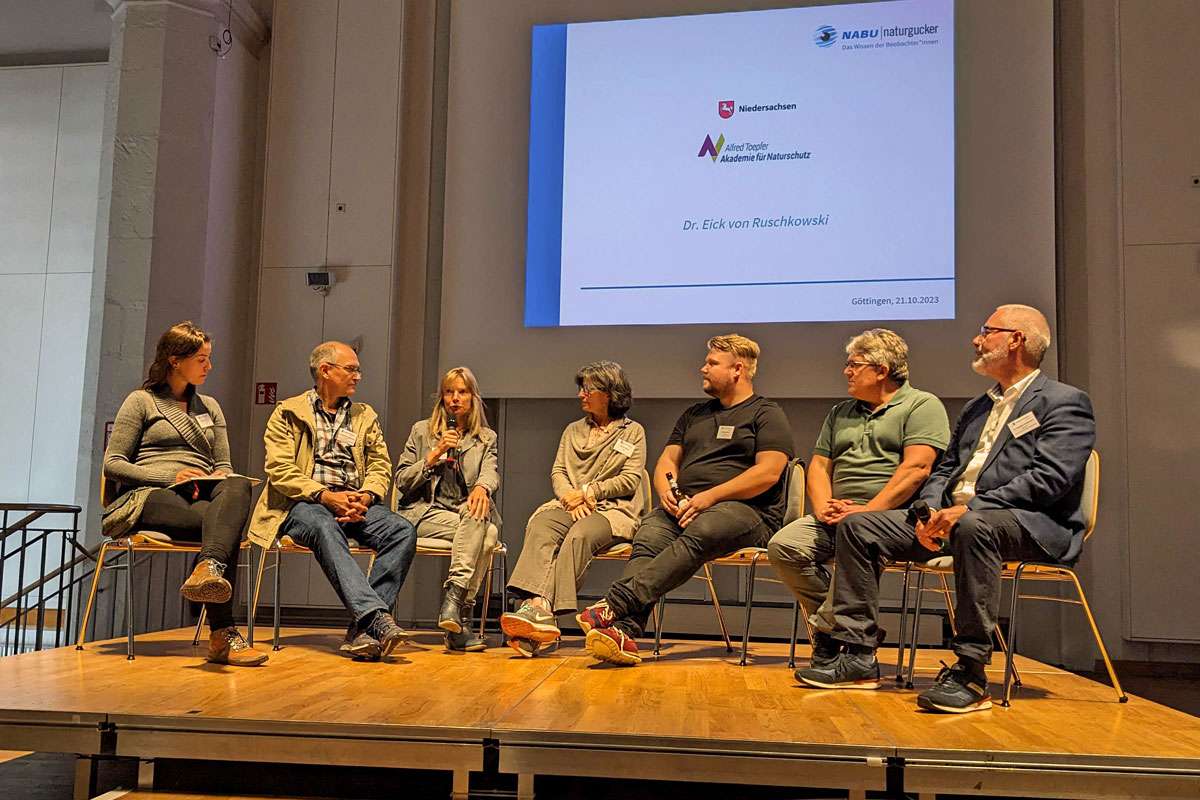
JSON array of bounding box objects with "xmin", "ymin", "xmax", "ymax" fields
[
  {"xmin": 249, "ymin": 341, "xmax": 417, "ymax": 661},
  {"xmin": 794, "ymin": 305, "xmax": 1095, "ymax": 715}
]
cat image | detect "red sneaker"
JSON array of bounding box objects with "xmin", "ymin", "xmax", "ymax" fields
[
  {"xmin": 575, "ymin": 599, "xmax": 615, "ymax": 634},
  {"xmin": 585, "ymin": 626, "xmax": 641, "ymax": 666}
]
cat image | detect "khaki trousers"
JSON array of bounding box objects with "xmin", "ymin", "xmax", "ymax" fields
[{"xmin": 507, "ymin": 507, "xmax": 614, "ymax": 614}]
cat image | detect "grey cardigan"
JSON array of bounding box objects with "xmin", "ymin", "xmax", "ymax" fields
[
  {"xmin": 530, "ymin": 416, "xmax": 647, "ymax": 539},
  {"xmin": 393, "ymin": 419, "xmax": 501, "ymax": 527},
  {"xmin": 101, "ymin": 389, "xmax": 233, "ymax": 536}
]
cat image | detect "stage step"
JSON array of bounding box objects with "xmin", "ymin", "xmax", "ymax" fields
[{"xmin": 95, "ymin": 792, "xmax": 323, "ymax": 800}]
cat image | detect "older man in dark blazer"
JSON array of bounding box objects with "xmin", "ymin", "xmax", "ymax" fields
[{"xmin": 795, "ymin": 304, "xmax": 1095, "ymax": 714}]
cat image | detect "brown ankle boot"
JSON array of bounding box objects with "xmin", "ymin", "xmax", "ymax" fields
[
  {"xmin": 207, "ymin": 627, "xmax": 269, "ymax": 666},
  {"xmin": 181, "ymin": 558, "xmax": 232, "ymax": 604}
]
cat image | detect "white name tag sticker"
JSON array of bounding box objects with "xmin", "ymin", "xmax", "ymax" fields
[
  {"xmin": 716, "ymin": 425, "xmax": 735, "ymax": 440},
  {"xmin": 1007, "ymin": 412, "xmax": 1040, "ymax": 439},
  {"xmin": 613, "ymin": 438, "xmax": 636, "ymax": 457},
  {"xmin": 195, "ymin": 413, "xmax": 214, "ymax": 429},
  {"xmin": 335, "ymin": 427, "xmax": 358, "ymax": 447}
]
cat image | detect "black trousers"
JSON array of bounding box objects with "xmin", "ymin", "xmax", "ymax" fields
[
  {"xmin": 138, "ymin": 476, "xmax": 252, "ymax": 630},
  {"xmin": 831, "ymin": 508, "xmax": 1050, "ymax": 664},
  {"xmin": 605, "ymin": 503, "xmax": 771, "ymax": 638}
]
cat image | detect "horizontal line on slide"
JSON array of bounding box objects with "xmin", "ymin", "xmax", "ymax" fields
[{"xmin": 579, "ymin": 276, "xmax": 954, "ymax": 291}]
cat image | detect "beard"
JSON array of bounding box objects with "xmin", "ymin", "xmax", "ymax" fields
[{"xmin": 971, "ymin": 344, "xmax": 1005, "ymax": 375}]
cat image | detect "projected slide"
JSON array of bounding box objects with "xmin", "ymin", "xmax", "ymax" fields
[{"xmin": 524, "ymin": 0, "xmax": 954, "ymax": 327}]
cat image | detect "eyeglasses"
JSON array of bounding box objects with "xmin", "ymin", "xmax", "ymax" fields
[
  {"xmin": 327, "ymin": 363, "xmax": 362, "ymax": 376},
  {"xmin": 577, "ymin": 385, "xmax": 604, "ymax": 395},
  {"xmin": 844, "ymin": 360, "xmax": 877, "ymax": 371},
  {"xmin": 978, "ymin": 325, "xmax": 1020, "ymax": 337}
]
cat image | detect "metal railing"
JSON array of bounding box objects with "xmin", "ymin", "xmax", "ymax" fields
[
  {"xmin": 0, "ymin": 503, "xmax": 87, "ymax": 655},
  {"xmin": 1, "ymin": 503, "xmax": 215, "ymax": 657}
]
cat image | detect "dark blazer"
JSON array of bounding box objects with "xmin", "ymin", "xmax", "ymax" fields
[{"xmin": 919, "ymin": 372, "xmax": 1095, "ymax": 564}]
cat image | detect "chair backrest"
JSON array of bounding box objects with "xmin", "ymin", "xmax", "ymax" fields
[
  {"xmin": 1080, "ymin": 449, "xmax": 1100, "ymax": 541},
  {"xmin": 640, "ymin": 469, "xmax": 653, "ymax": 518},
  {"xmin": 99, "ymin": 471, "xmax": 114, "ymax": 507},
  {"xmin": 780, "ymin": 458, "xmax": 807, "ymax": 527}
]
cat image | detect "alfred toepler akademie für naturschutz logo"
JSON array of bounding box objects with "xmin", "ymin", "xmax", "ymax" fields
[{"xmin": 697, "ymin": 133, "xmax": 726, "ymax": 161}]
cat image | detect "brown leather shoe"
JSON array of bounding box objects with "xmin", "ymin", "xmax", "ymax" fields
[
  {"xmin": 180, "ymin": 558, "xmax": 232, "ymax": 604},
  {"xmin": 207, "ymin": 627, "xmax": 269, "ymax": 666}
]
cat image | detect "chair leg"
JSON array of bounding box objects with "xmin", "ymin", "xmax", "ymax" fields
[
  {"xmin": 653, "ymin": 596, "xmax": 666, "ymax": 655},
  {"xmin": 192, "ymin": 607, "xmax": 206, "ymax": 646},
  {"xmin": 894, "ymin": 563, "xmax": 912, "ymax": 683},
  {"xmin": 702, "ymin": 563, "xmax": 733, "ymax": 653},
  {"xmin": 125, "ymin": 540, "xmax": 136, "ymax": 660},
  {"xmin": 75, "ymin": 541, "xmax": 112, "ymax": 649},
  {"xmin": 248, "ymin": 544, "xmax": 270, "ymax": 647},
  {"xmin": 479, "ymin": 562, "xmax": 493, "ymax": 639},
  {"xmin": 500, "ymin": 550, "xmax": 509, "ymax": 645},
  {"xmin": 738, "ymin": 555, "xmax": 760, "ymax": 666},
  {"xmin": 905, "ymin": 570, "xmax": 928, "ymax": 689},
  {"xmin": 244, "ymin": 545, "xmax": 254, "ymax": 645},
  {"xmin": 937, "ymin": 572, "xmax": 957, "ymax": 632},
  {"xmin": 993, "ymin": 619, "xmax": 1021, "ymax": 687},
  {"xmin": 787, "ymin": 600, "xmax": 800, "ymax": 670},
  {"xmin": 1068, "ymin": 570, "xmax": 1128, "ymax": 703},
  {"xmin": 1001, "ymin": 564, "xmax": 1026, "ymax": 707},
  {"xmin": 272, "ymin": 548, "xmax": 282, "ymax": 651}
]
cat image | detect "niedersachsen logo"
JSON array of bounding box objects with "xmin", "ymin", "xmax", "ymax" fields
[
  {"xmin": 698, "ymin": 133, "xmax": 725, "ymax": 162},
  {"xmin": 814, "ymin": 25, "xmax": 837, "ymax": 47}
]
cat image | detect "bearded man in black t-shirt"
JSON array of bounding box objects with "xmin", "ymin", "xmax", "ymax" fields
[{"xmin": 576, "ymin": 334, "xmax": 795, "ymax": 665}]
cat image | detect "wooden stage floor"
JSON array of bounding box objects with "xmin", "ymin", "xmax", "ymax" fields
[{"xmin": 0, "ymin": 627, "xmax": 1198, "ymax": 799}]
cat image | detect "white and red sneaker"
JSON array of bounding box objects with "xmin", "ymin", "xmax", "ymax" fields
[{"xmin": 585, "ymin": 626, "xmax": 641, "ymax": 666}]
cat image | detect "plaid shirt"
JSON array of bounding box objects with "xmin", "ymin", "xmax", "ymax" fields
[{"xmin": 309, "ymin": 390, "xmax": 360, "ymax": 491}]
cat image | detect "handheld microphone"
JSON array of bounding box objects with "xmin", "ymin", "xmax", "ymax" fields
[{"xmin": 445, "ymin": 416, "xmax": 458, "ymax": 466}]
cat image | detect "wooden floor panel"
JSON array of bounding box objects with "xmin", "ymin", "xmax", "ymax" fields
[{"xmin": 1, "ymin": 627, "xmax": 1198, "ymax": 774}]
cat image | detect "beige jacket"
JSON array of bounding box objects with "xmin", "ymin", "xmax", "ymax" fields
[{"xmin": 248, "ymin": 392, "xmax": 392, "ymax": 548}]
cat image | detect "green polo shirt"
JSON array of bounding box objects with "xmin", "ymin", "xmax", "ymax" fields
[{"xmin": 814, "ymin": 382, "xmax": 950, "ymax": 503}]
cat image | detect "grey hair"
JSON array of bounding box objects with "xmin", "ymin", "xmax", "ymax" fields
[
  {"xmin": 575, "ymin": 360, "xmax": 633, "ymax": 418},
  {"xmin": 309, "ymin": 341, "xmax": 344, "ymax": 382},
  {"xmin": 997, "ymin": 304, "xmax": 1051, "ymax": 365},
  {"xmin": 846, "ymin": 328, "xmax": 910, "ymax": 384}
]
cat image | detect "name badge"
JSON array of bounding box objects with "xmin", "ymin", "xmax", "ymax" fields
[
  {"xmin": 335, "ymin": 427, "xmax": 358, "ymax": 447},
  {"xmin": 195, "ymin": 413, "xmax": 214, "ymax": 429},
  {"xmin": 1007, "ymin": 412, "xmax": 1040, "ymax": 439},
  {"xmin": 716, "ymin": 425, "xmax": 735, "ymax": 440},
  {"xmin": 613, "ymin": 438, "xmax": 636, "ymax": 457}
]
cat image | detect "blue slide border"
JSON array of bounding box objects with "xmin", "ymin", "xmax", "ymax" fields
[{"xmin": 524, "ymin": 24, "xmax": 568, "ymax": 327}]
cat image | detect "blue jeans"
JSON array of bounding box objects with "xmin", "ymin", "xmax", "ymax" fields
[{"xmin": 281, "ymin": 502, "xmax": 417, "ymax": 623}]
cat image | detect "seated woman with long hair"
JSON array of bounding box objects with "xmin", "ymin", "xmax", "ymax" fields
[
  {"xmin": 102, "ymin": 321, "xmax": 266, "ymax": 666},
  {"xmin": 501, "ymin": 360, "xmax": 646, "ymax": 656},
  {"xmin": 394, "ymin": 367, "xmax": 501, "ymax": 651}
]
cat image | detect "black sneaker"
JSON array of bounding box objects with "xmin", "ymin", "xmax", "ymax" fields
[
  {"xmin": 810, "ymin": 630, "xmax": 842, "ymax": 669},
  {"xmin": 795, "ymin": 651, "xmax": 880, "ymax": 689},
  {"xmin": 917, "ymin": 661, "xmax": 993, "ymax": 713},
  {"xmin": 365, "ymin": 611, "xmax": 410, "ymax": 657},
  {"xmin": 339, "ymin": 623, "xmax": 381, "ymax": 661}
]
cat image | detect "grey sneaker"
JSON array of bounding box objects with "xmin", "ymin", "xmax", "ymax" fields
[
  {"xmin": 339, "ymin": 623, "xmax": 381, "ymax": 661},
  {"xmin": 917, "ymin": 661, "xmax": 993, "ymax": 713},
  {"xmin": 500, "ymin": 602, "xmax": 561, "ymax": 644},
  {"xmin": 365, "ymin": 611, "xmax": 410, "ymax": 657},
  {"xmin": 795, "ymin": 651, "xmax": 881, "ymax": 689}
]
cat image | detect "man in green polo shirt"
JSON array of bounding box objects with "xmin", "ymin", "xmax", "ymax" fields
[{"xmin": 767, "ymin": 329, "xmax": 949, "ymax": 674}]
